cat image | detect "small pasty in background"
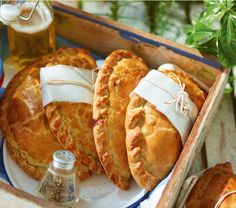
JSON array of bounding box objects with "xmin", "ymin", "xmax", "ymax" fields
[{"xmin": 186, "ymin": 162, "xmax": 236, "ymax": 208}]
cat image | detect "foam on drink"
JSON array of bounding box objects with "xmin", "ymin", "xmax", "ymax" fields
[
  {"xmin": 10, "ymin": 2, "xmax": 53, "ymax": 34},
  {"xmin": 7, "ymin": 1, "xmax": 55, "ymax": 70}
]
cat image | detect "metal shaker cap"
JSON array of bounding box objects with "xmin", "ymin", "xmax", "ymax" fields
[{"xmin": 53, "ymin": 150, "xmax": 76, "ymax": 170}]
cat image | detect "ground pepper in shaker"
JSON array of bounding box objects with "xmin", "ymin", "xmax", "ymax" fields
[{"xmin": 37, "ymin": 150, "xmax": 79, "ymax": 208}]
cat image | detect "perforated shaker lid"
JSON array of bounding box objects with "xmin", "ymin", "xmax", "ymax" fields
[{"xmin": 53, "ymin": 150, "xmax": 76, "ymax": 170}]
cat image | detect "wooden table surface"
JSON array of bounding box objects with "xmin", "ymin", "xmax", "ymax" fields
[{"xmin": 189, "ymin": 93, "xmax": 236, "ymax": 175}]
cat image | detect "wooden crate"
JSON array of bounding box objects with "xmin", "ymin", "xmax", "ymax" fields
[
  {"xmin": 53, "ymin": 2, "xmax": 229, "ymax": 208},
  {"xmin": 55, "ymin": 3, "xmax": 230, "ymax": 208},
  {"xmin": 0, "ymin": 2, "xmax": 229, "ymax": 208}
]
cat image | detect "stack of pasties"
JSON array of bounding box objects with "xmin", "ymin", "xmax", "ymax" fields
[{"xmin": 0, "ymin": 48, "xmax": 206, "ymax": 192}]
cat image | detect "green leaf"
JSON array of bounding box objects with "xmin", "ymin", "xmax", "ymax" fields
[
  {"xmin": 193, "ymin": 31, "xmax": 215, "ymax": 43},
  {"xmin": 196, "ymin": 37, "xmax": 218, "ymax": 55},
  {"xmin": 184, "ymin": 24, "xmax": 193, "ymax": 34},
  {"xmin": 217, "ymin": 35, "xmax": 236, "ymax": 67},
  {"xmin": 221, "ymin": 13, "xmax": 236, "ymax": 45},
  {"xmin": 186, "ymin": 0, "xmax": 236, "ymax": 67},
  {"xmin": 221, "ymin": 0, "xmax": 234, "ymax": 11},
  {"xmin": 224, "ymin": 86, "xmax": 234, "ymax": 94}
]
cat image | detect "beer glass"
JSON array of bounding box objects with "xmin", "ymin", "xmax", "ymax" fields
[{"xmin": 1, "ymin": 0, "xmax": 55, "ymax": 70}]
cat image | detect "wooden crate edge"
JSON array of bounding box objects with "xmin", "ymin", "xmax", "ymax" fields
[
  {"xmin": 157, "ymin": 68, "xmax": 229, "ymax": 208},
  {"xmin": 52, "ymin": 1, "xmax": 221, "ymax": 71}
]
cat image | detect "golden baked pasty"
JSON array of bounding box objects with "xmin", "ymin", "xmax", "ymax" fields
[
  {"xmin": 0, "ymin": 48, "xmax": 92, "ymax": 180},
  {"xmin": 45, "ymin": 48, "xmax": 104, "ymax": 174},
  {"xmin": 186, "ymin": 162, "xmax": 236, "ymax": 208},
  {"xmin": 125, "ymin": 68, "xmax": 206, "ymax": 190},
  {"xmin": 93, "ymin": 50, "xmax": 149, "ymax": 189},
  {"xmin": 0, "ymin": 56, "xmax": 62, "ymax": 179}
]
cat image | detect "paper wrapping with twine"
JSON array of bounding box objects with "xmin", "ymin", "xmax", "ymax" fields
[
  {"xmin": 40, "ymin": 64, "xmax": 97, "ymax": 107},
  {"xmin": 131, "ymin": 68, "xmax": 199, "ymax": 144}
]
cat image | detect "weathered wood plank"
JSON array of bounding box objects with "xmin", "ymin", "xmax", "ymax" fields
[
  {"xmin": 53, "ymin": 2, "xmax": 220, "ymax": 87},
  {"xmin": 205, "ymin": 94, "xmax": 236, "ymax": 172},
  {"xmin": 0, "ymin": 3, "xmax": 229, "ymax": 208},
  {"xmin": 188, "ymin": 143, "xmax": 207, "ymax": 176},
  {"xmin": 157, "ymin": 68, "xmax": 229, "ymax": 208},
  {"xmin": 0, "ymin": 181, "xmax": 57, "ymax": 208}
]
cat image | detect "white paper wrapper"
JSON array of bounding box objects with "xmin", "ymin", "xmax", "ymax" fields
[
  {"xmin": 132, "ymin": 69, "xmax": 199, "ymax": 143},
  {"xmin": 40, "ymin": 65, "xmax": 97, "ymax": 107},
  {"xmin": 158, "ymin": 63, "xmax": 210, "ymax": 93}
]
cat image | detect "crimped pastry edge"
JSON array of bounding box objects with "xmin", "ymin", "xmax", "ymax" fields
[
  {"xmin": 93, "ymin": 50, "xmax": 148, "ymax": 190},
  {"xmin": 45, "ymin": 103, "xmax": 104, "ymax": 174},
  {"xmin": 6, "ymin": 136, "xmax": 47, "ymax": 180},
  {"xmin": 0, "ymin": 49, "xmax": 93, "ymax": 180},
  {"xmin": 0, "ymin": 57, "xmax": 50, "ymax": 180},
  {"xmin": 125, "ymin": 95, "xmax": 164, "ymax": 191},
  {"xmin": 125, "ymin": 70, "xmax": 206, "ymax": 190},
  {"xmin": 44, "ymin": 48, "xmax": 104, "ymax": 174}
]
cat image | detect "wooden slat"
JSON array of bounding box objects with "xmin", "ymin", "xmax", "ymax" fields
[
  {"xmin": 205, "ymin": 94, "xmax": 236, "ymax": 172},
  {"xmin": 0, "ymin": 181, "xmax": 57, "ymax": 208},
  {"xmin": 52, "ymin": 2, "xmax": 213, "ymax": 59},
  {"xmin": 157, "ymin": 68, "xmax": 229, "ymax": 208},
  {"xmin": 0, "ymin": 3, "xmax": 228, "ymax": 208},
  {"xmin": 188, "ymin": 143, "xmax": 207, "ymax": 176},
  {"xmin": 53, "ymin": 2, "xmax": 220, "ymax": 88}
]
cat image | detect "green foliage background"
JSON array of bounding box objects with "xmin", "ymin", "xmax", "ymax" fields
[{"xmin": 78, "ymin": 0, "xmax": 235, "ymax": 92}]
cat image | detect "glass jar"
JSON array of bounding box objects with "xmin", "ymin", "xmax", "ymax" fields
[
  {"xmin": 0, "ymin": 0, "xmax": 55, "ymax": 70},
  {"xmin": 37, "ymin": 150, "xmax": 79, "ymax": 208}
]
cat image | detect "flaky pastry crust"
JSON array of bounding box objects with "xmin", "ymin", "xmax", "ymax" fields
[
  {"xmin": 0, "ymin": 56, "xmax": 61, "ymax": 179},
  {"xmin": 125, "ymin": 68, "xmax": 206, "ymax": 190},
  {"xmin": 45, "ymin": 48, "xmax": 104, "ymax": 174},
  {"xmin": 93, "ymin": 50, "xmax": 149, "ymax": 189},
  {"xmin": 0, "ymin": 48, "xmax": 92, "ymax": 180}
]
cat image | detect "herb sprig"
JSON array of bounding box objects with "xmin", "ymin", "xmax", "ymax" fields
[{"xmin": 185, "ymin": 0, "xmax": 236, "ymax": 68}]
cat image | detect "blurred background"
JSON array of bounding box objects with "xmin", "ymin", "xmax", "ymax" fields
[
  {"xmin": 61, "ymin": 0, "xmax": 236, "ymax": 98},
  {"xmin": 61, "ymin": 1, "xmax": 203, "ymax": 45}
]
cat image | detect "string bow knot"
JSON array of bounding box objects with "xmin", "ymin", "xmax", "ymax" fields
[{"xmin": 165, "ymin": 77, "xmax": 190, "ymax": 115}]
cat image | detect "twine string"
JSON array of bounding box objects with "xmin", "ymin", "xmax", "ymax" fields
[
  {"xmin": 165, "ymin": 77, "xmax": 190, "ymax": 115},
  {"xmin": 41, "ymin": 79, "xmax": 94, "ymax": 92},
  {"xmin": 41, "ymin": 68, "xmax": 97, "ymax": 92}
]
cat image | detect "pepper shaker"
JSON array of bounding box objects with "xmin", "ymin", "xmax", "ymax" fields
[{"xmin": 37, "ymin": 150, "xmax": 79, "ymax": 208}]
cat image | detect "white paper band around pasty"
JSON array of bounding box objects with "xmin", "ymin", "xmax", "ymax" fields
[
  {"xmin": 158, "ymin": 63, "xmax": 209, "ymax": 92},
  {"xmin": 131, "ymin": 70, "xmax": 199, "ymax": 144},
  {"xmin": 40, "ymin": 65, "xmax": 97, "ymax": 107}
]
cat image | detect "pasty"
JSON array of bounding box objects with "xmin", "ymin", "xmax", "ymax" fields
[
  {"xmin": 93, "ymin": 50, "xmax": 149, "ymax": 189},
  {"xmin": 45, "ymin": 48, "xmax": 104, "ymax": 174},
  {"xmin": 186, "ymin": 162, "xmax": 236, "ymax": 208},
  {"xmin": 0, "ymin": 48, "xmax": 93, "ymax": 179},
  {"xmin": 125, "ymin": 68, "xmax": 205, "ymax": 190}
]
